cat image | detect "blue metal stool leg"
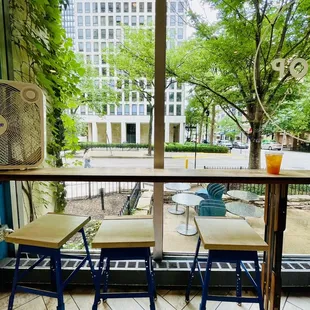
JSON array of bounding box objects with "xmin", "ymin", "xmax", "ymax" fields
[
  {"xmin": 200, "ymin": 251, "xmax": 213, "ymax": 310},
  {"xmin": 145, "ymin": 249, "xmax": 155, "ymax": 310},
  {"xmin": 236, "ymin": 260, "xmax": 242, "ymax": 305},
  {"xmin": 254, "ymin": 253, "xmax": 264, "ymax": 310},
  {"xmin": 80, "ymin": 228, "xmax": 95, "ymax": 285},
  {"xmin": 102, "ymin": 256, "xmax": 110, "ymax": 302},
  {"xmin": 54, "ymin": 250, "xmax": 65, "ymax": 310},
  {"xmin": 92, "ymin": 249, "xmax": 105, "ymax": 310},
  {"xmin": 8, "ymin": 246, "xmax": 22, "ymax": 310},
  {"xmin": 50, "ymin": 256, "xmax": 57, "ymax": 291},
  {"xmin": 149, "ymin": 254, "xmax": 157, "ymax": 300},
  {"xmin": 186, "ymin": 237, "xmax": 201, "ymax": 302}
]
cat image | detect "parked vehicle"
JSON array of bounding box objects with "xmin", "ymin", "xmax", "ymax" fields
[
  {"xmin": 261, "ymin": 140, "xmax": 282, "ymax": 150},
  {"xmin": 217, "ymin": 140, "xmax": 233, "ymax": 149},
  {"xmin": 232, "ymin": 141, "xmax": 249, "ymax": 149}
]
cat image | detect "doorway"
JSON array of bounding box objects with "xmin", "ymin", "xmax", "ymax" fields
[{"xmin": 126, "ymin": 123, "xmax": 136, "ymax": 143}]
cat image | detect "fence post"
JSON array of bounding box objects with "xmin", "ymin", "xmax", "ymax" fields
[
  {"xmin": 100, "ymin": 188, "xmax": 105, "ymax": 210},
  {"xmin": 88, "ymin": 182, "xmax": 91, "ymax": 199},
  {"xmin": 118, "ymin": 182, "xmax": 121, "ymax": 193}
]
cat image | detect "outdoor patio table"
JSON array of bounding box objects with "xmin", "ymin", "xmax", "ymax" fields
[
  {"xmin": 172, "ymin": 193, "xmax": 203, "ymax": 236},
  {"xmin": 226, "ymin": 201, "xmax": 264, "ymax": 218},
  {"xmin": 227, "ymin": 190, "xmax": 260, "ymax": 201},
  {"xmin": 165, "ymin": 182, "xmax": 191, "ymax": 215}
]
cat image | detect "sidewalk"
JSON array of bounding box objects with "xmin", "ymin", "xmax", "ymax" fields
[{"xmin": 73, "ymin": 148, "xmax": 233, "ymax": 159}]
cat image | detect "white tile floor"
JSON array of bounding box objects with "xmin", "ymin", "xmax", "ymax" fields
[{"xmin": 0, "ymin": 288, "xmax": 310, "ymax": 310}]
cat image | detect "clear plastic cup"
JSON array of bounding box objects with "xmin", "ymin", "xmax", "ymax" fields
[{"xmin": 265, "ymin": 151, "xmax": 283, "ymax": 174}]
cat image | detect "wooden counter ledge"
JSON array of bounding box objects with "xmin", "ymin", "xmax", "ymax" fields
[{"xmin": 0, "ymin": 167, "xmax": 309, "ymax": 184}]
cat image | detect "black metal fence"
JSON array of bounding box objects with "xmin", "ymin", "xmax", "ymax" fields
[
  {"xmin": 204, "ymin": 166, "xmax": 310, "ymax": 195},
  {"xmin": 64, "ymin": 181, "xmax": 136, "ymax": 200},
  {"xmin": 119, "ymin": 182, "xmax": 142, "ymax": 216}
]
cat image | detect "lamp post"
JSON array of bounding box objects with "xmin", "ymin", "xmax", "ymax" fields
[{"xmin": 185, "ymin": 124, "xmax": 197, "ymax": 169}]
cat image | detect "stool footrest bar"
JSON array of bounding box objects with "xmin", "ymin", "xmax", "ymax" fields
[{"xmin": 16, "ymin": 285, "xmax": 58, "ymax": 298}]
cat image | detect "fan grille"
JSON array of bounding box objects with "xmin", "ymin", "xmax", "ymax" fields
[{"xmin": 0, "ymin": 83, "xmax": 42, "ymax": 167}]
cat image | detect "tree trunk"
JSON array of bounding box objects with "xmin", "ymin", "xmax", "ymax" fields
[
  {"xmin": 147, "ymin": 105, "xmax": 154, "ymax": 156},
  {"xmin": 248, "ymin": 124, "xmax": 262, "ymax": 169},
  {"xmin": 210, "ymin": 105, "xmax": 215, "ymax": 145}
]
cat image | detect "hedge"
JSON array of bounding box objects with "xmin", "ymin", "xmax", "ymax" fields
[{"xmin": 79, "ymin": 142, "xmax": 229, "ymax": 153}]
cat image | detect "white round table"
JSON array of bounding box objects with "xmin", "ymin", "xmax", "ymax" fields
[
  {"xmin": 227, "ymin": 190, "xmax": 259, "ymax": 201},
  {"xmin": 165, "ymin": 183, "xmax": 191, "ymax": 215},
  {"xmin": 172, "ymin": 193, "xmax": 204, "ymax": 236}
]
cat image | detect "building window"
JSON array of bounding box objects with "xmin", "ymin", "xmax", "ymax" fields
[
  {"xmin": 86, "ymin": 55, "xmax": 91, "ymax": 62},
  {"xmin": 101, "ymin": 29, "xmax": 106, "ymax": 39},
  {"xmin": 101, "ymin": 42, "xmax": 107, "ymax": 50},
  {"xmin": 177, "ymin": 82, "xmax": 182, "ymax": 89},
  {"xmin": 139, "ymin": 16, "xmax": 144, "ymax": 25},
  {"xmin": 108, "ymin": 2, "xmax": 113, "ymax": 12},
  {"xmin": 124, "ymin": 2, "xmax": 129, "ymax": 12},
  {"xmin": 139, "ymin": 2, "xmax": 144, "ymax": 12},
  {"xmin": 132, "ymin": 16, "xmax": 137, "ymax": 26},
  {"xmin": 176, "ymin": 104, "xmax": 181, "ymax": 116},
  {"xmin": 100, "ymin": 16, "xmax": 106, "ymax": 26},
  {"xmin": 132, "ymin": 92, "xmax": 137, "ymax": 101},
  {"xmin": 102, "ymin": 67, "xmax": 107, "ymax": 76},
  {"xmin": 170, "ymin": 15, "xmax": 176, "ymax": 26},
  {"xmin": 147, "ymin": 2, "xmax": 152, "ymax": 12},
  {"xmin": 176, "ymin": 92, "xmax": 182, "ymax": 102},
  {"xmin": 178, "ymin": 2, "xmax": 184, "ymax": 13},
  {"xmin": 93, "ymin": 29, "xmax": 98, "ymax": 39},
  {"xmin": 78, "ymin": 42, "xmax": 84, "ymax": 52},
  {"xmin": 94, "ymin": 42, "xmax": 99, "ymax": 52},
  {"xmin": 132, "ymin": 104, "xmax": 137, "ymax": 115},
  {"xmin": 85, "ymin": 16, "xmax": 91, "ymax": 26},
  {"xmin": 139, "ymin": 104, "xmax": 144, "ymax": 115},
  {"xmin": 80, "ymin": 106, "xmax": 86, "ymax": 115},
  {"xmin": 169, "ymin": 92, "xmax": 174, "ymax": 102},
  {"xmin": 125, "ymin": 104, "xmax": 130, "ymax": 115},
  {"xmin": 78, "ymin": 29, "xmax": 83, "ymax": 39},
  {"xmin": 147, "ymin": 16, "xmax": 152, "ymax": 25},
  {"xmin": 85, "ymin": 2, "xmax": 90, "ymax": 13},
  {"xmin": 92, "ymin": 2, "xmax": 98, "ymax": 13},
  {"xmin": 77, "ymin": 16, "xmax": 83, "ymax": 26},
  {"xmin": 116, "ymin": 16, "xmax": 121, "ymax": 26},
  {"xmin": 117, "ymin": 105, "xmax": 122, "ymax": 115},
  {"xmin": 170, "ymin": 2, "xmax": 176, "ymax": 12},
  {"xmin": 93, "ymin": 16, "xmax": 98, "ymax": 26},
  {"xmin": 116, "ymin": 29, "xmax": 121, "ymax": 40},
  {"xmin": 124, "ymin": 16, "xmax": 129, "ymax": 25},
  {"xmin": 86, "ymin": 29, "xmax": 91, "ymax": 39},
  {"xmin": 110, "ymin": 105, "xmax": 115, "ymax": 115},
  {"xmin": 132, "ymin": 2, "xmax": 137, "ymax": 12},
  {"xmin": 116, "ymin": 2, "xmax": 121, "ymax": 12},
  {"xmin": 100, "ymin": 2, "xmax": 105, "ymax": 13},
  {"xmin": 88, "ymin": 108, "xmax": 93, "ymax": 115},
  {"xmin": 77, "ymin": 2, "xmax": 83, "ymax": 13},
  {"xmin": 169, "ymin": 105, "xmax": 174, "ymax": 115},
  {"xmin": 109, "ymin": 29, "xmax": 114, "ymax": 39},
  {"xmin": 109, "ymin": 16, "xmax": 113, "ymax": 26},
  {"xmin": 86, "ymin": 42, "xmax": 91, "ymax": 52},
  {"xmin": 178, "ymin": 28, "xmax": 183, "ymax": 40},
  {"xmin": 94, "ymin": 55, "xmax": 99, "ymax": 65},
  {"xmin": 178, "ymin": 16, "xmax": 184, "ymax": 26}
]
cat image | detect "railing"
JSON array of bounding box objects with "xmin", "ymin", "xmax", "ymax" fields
[
  {"xmin": 64, "ymin": 181, "xmax": 136, "ymax": 200},
  {"xmin": 204, "ymin": 166, "xmax": 310, "ymax": 195},
  {"xmin": 119, "ymin": 182, "xmax": 142, "ymax": 216}
]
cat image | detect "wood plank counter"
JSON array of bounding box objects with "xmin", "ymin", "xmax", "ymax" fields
[{"xmin": 0, "ymin": 167, "xmax": 309, "ymax": 184}]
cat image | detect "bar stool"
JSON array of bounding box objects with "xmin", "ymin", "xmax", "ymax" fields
[
  {"xmin": 92, "ymin": 216, "xmax": 156, "ymax": 310},
  {"xmin": 186, "ymin": 217, "xmax": 268, "ymax": 310},
  {"xmin": 5, "ymin": 213, "xmax": 94, "ymax": 310}
]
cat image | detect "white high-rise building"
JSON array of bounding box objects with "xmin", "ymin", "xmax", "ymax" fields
[{"xmin": 62, "ymin": 0, "xmax": 188, "ymax": 144}]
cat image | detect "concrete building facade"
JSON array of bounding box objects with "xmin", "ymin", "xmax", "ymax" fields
[{"xmin": 62, "ymin": 0, "xmax": 188, "ymax": 144}]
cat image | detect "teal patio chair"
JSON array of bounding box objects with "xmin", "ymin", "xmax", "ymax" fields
[
  {"xmin": 195, "ymin": 183, "xmax": 226, "ymax": 201},
  {"xmin": 196, "ymin": 199, "xmax": 226, "ymax": 217}
]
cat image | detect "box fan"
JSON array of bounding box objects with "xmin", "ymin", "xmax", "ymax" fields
[{"xmin": 0, "ymin": 80, "xmax": 45, "ymax": 169}]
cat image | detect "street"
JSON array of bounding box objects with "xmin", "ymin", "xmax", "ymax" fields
[{"xmin": 67, "ymin": 149, "xmax": 310, "ymax": 170}]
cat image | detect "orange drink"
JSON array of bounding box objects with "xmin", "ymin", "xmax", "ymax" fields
[{"xmin": 265, "ymin": 152, "xmax": 283, "ymax": 174}]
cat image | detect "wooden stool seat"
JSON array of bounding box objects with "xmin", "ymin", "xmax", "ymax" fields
[
  {"xmin": 186, "ymin": 217, "xmax": 268, "ymax": 310},
  {"xmin": 6, "ymin": 213, "xmax": 94, "ymax": 310},
  {"xmin": 195, "ymin": 217, "xmax": 268, "ymax": 251},
  {"xmin": 92, "ymin": 216, "xmax": 155, "ymax": 248},
  {"xmin": 92, "ymin": 216, "xmax": 156, "ymax": 310}
]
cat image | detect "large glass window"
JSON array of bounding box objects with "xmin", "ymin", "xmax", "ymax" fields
[
  {"xmin": 85, "ymin": 2, "xmax": 90, "ymax": 13},
  {"xmin": 176, "ymin": 104, "xmax": 181, "ymax": 116},
  {"xmin": 86, "ymin": 29, "xmax": 91, "ymax": 39},
  {"xmin": 116, "ymin": 16, "xmax": 121, "ymax": 26},
  {"xmin": 108, "ymin": 29, "xmax": 114, "ymax": 39},
  {"xmin": 108, "ymin": 2, "xmax": 113, "ymax": 12},
  {"xmin": 101, "ymin": 29, "xmax": 106, "ymax": 39},
  {"xmin": 177, "ymin": 28, "xmax": 183, "ymax": 39},
  {"xmin": 176, "ymin": 92, "xmax": 182, "ymax": 102},
  {"xmin": 93, "ymin": 42, "xmax": 99, "ymax": 52},
  {"xmin": 124, "ymin": 2, "xmax": 129, "ymax": 12},
  {"xmin": 77, "ymin": 16, "xmax": 83, "ymax": 26},
  {"xmin": 139, "ymin": 2, "xmax": 144, "ymax": 12},
  {"xmin": 77, "ymin": 2, "xmax": 83, "ymax": 13},
  {"xmin": 132, "ymin": 16, "xmax": 137, "ymax": 26},
  {"xmin": 170, "ymin": 15, "xmax": 176, "ymax": 26},
  {"xmin": 109, "ymin": 16, "xmax": 113, "ymax": 26},
  {"xmin": 139, "ymin": 16, "xmax": 144, "ymax": 25},
  {"xmin": 147, "ymin": 2, "xmax": 152, "ymax": 12},
  {"xmin": 124, "ymin": 16, "xmax": 129, "ymax": 25},
  {"xmin": 109, "ymin": 104, "xmax": 115, "ymax": 115},
  {"xmin": 78, "ymin": 29, "xmax": 83, "ymax": 39},
  {"xmin": 92, "ymin": 2, "xmax": 98, "ymax": 13},
  {"xmin": 169, "ymin": 105, "xmax": 174, "ymax": 115},
  {"xmin": 178, "ymin": 2, "xmax": 184, "ymax": 13},
  {"xmin": 86, "ymin": 42, "xmax": 91, "ymax": 52},
  {"xmin": 78, "ymin": 42, "xmax": 84, "ymax": 52},
  {"xmin": 93, "ymin": 29, "xmax": 98, "ymax": 39},
  {"xmin": 132, "ymin": 2, "xmax": 137, "ymax": 12},
  {"xmin": 117, "ymin": 105, "xmax": 122, "ymax": 115},
  {"xmin": 125, "ymin": 104, "xmax": 130, "ymax": 115},
  {"xmin": 100, "ymin": 2, "xmax": 105, "ymax": 13},
  {"xmin": 93, "ymin": 16, "xmax": 98, "ymax": 26},
  {"xmin": 85, "ymin": 16, "xmax": 91, "ymax": 26},
  {"xmin": 170, "ymin": 2, "xmax": 176, "ymax": 12},
  {"xmin": 132, "ymin": 104, "xmax": 137, "ymax": 115},
  {"xmin": 147, "ymin": 16, "xmax": 152, "ymax": 25},
  {"xmin": 178, "ymin": 16, "xmax": 184, "ymax": 26},
  {"xmin": 169, "ymin": 92, "xmax": 174, "ymax": 102},
  {"xmin": 116, "ymin": 29, "xmax": 121, "ymax": 40},
  {"xmin": 139, "ymin": 104, "xmax": 144, "ymax": 115},
  {"xmin": 100, "ymin": 16, "xmax": 106, "ymax": 26},
  {"xmin": 116, "ymin": 2, "xmax": 121, "ymax": 12}
]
